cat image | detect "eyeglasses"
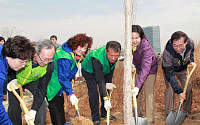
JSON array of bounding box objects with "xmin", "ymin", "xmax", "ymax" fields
[
  {"xmin": 37, "ymin": 53, "xmax": 54, "ymax": 63},
  {"xmin": 17, "ymin": 59, "xmax": 30, "ymax": 66}
]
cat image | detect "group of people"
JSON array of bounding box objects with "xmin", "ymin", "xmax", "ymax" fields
[{"xmin": 0, "ymin": 24, "xmax": 197, "ymax": 125}]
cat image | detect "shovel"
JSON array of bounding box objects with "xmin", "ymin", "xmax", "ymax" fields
[
  {"xmin": 9, "ymin": 84, "xmax": 35, "ymax": 125},
  {"xmin": 106, "ymin": 83, "xmax": 116, "ymax": 125},
  {"xmin": 74, "ymin": 101, "xmax": 81, "ymax": 117},
  {"xmin": 166, "ymin": 63, "xmax": 196, "ymax": 125},
  {"xmin": 132, "ymin": 68, "xmax": 148, "ymax": 125}
]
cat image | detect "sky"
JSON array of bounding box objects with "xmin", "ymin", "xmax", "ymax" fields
[{"xmin": 1, "ymin": 0, "xmax": 200, "ymax": 51}]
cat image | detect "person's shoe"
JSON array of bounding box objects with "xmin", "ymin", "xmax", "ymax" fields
[
  {"xmin": 101, "ymin": 114, "xmax": 116, "ymax": 120},
  {"xmin": 93, "ymin": 120, "xmax": 100, "ymax": 125},
  {"xmin": 3, "ymin": 95, "xmax": 7, "ymax": 101},
  {"xmin": 186, "ymin": 112, "xmax": 198, "ymax": 119}
]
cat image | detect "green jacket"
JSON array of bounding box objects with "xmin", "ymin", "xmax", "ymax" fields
[
  {"xmin": 16, "ymin": 60, "xmax": 47, "ymax": 85},
  {"xmin": 46, "ymin": 47, "xmax": 76, "ymax": 101},
  {"xmin": 82, "ymin": 46, "xmax": 117, "ymax": 75}
]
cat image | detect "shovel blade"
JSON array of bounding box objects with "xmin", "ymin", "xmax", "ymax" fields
[
  {"xmin": 132, "ymin": 117, "xmax": 148, "ymax": 125},
  {"xmin": 166, "ymin": 110, "xmax": 187, "ymax": 125}
]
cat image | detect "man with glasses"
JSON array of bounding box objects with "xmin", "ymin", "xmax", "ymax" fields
[
  {"xmin": 7, "ymin": 39, "xmax": 56, "ymax": 125},
  {"xmin": 0, "ymin": 35, "xmax": 34, "ymax": 125},
  {"xmin": 162, "ymin": 31, "xmax": 197, "ymax": 119}
]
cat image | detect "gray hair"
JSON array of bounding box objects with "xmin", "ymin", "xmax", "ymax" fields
[{"xmin": 35, "ymin": 39, "xmax": 56, "ymax": 54}]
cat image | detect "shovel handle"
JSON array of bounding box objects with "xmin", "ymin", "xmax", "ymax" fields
[
  {"xmin": 181, "ymin": 63, "xmax": 196, "ymax": 103},
  {"xmin": 132, "ymin": 68, "xmax": 137, "ymax": 108},
  {"xmin": 9, "ymin": 84, "xmax": 35, "ymax": 125},
  {"xmin": 106, "ymin": 86, "xmax": 114, "ymax": 124},
  {"xmin": 106, "ymin": 107, "xmax": 110, "ymax": 125},
  {"xmin": 74, "ymin": 101, "xmax": 81, "ymax": 117}
]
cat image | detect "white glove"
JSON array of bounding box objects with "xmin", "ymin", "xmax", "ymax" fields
[
  {"xmin": 106, "ymin": 83, "xmax": 116, "ymax": 90},
  {"xmin": 69, "ymin": 94, "xmax": 78, "ymax": 105},
  {"xmin": 24, "ymin": 110, "xmax": 36, "ymax": 124},
  {"xmin": 132, "ymin": 87, "xmax": 139, "ymax": 96},
  {"xmin": 104, "ymin": 100, "xmax": 112, "ymax": 111},
  {"xmin": 7, "ymin": 79, "xmax": 19, "ymax": 92}
]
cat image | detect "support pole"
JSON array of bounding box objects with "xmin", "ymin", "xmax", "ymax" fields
[{"xmin": 124, "ymin": 0, "xmax": 133, "ymax": 125}]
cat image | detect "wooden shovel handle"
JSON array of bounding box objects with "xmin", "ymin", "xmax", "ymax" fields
[
  {"xmin": 74, "ymin": 101, "xmax": 81, "ymax": 117},
  {"xmin": 106, "ymin": 86, "xmax": 114, "ymax": 124},
  {"xmin": 132, "ymin": 68, "xmax": 137, "ymax": 108},
  {"xmin": 9, "ymin": 84, "xmax": 35, "ymax": 125},
  {"xmin": 181, "ymin": 63, "xmax": 196, "ymax": 103}
]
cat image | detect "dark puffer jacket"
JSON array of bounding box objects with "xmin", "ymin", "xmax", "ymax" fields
[{"xmin": 162, "ymin": 38, "xmax": 194, "ymax": 94}]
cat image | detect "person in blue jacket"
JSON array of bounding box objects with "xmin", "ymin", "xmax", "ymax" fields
[
  {"xmin": 0, "ymin": 35, "xmax": 34, "ymax": 125},
  {"xmin": 46, "ymin": 33, "xmax": 93, "ymax": 125}
]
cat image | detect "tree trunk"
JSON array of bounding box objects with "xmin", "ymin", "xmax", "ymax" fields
[{"xmin": 124, "ymin": 0, "xmax": 133, "ymax": 125}]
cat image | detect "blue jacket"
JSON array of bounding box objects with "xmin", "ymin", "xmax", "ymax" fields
[
  {"xmin": 57, "ymin": 42, "xmax": 79, "ymax": 96},
  {"xmin": 0, "ymin": 45, "xmax": 13, "ymax": 125}
]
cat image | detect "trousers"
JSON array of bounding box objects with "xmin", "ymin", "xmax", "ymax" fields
[
  {"xmin": 48, "ymin": 93, "xmax": 66, "ymax": 125},
  {"xmin": 136, "ymin": 74, "xmax": 156, "ymax": 123},
  {"xmin": 164, "ymin": 69, "xmax": 193, "ymax": 115},
  {"xmin": 82, "ymin": 69, "xmax": 110, "ymax": 122}
]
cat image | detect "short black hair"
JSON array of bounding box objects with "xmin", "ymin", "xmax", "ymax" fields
[
  {"xmin": 2, "ymin": 36, "xmax": 35, "ymax": 60},
  {"xmin": 0, "ymin": 37, "xmax": 5, "ymax": 42},
  {"xmin": 50, "ymin": 35, "xmax": 57, "ymax": 40},
  {"xmin": 171, "ymin": 31, "xmax": 188, "ymax": 43},
  {"xmin": 106, "ymin": 41, "xmax": 121, "ymax": 52}
]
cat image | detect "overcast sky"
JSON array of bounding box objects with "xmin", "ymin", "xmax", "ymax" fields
[{"xmin": 1, "ymin": 0, "xmax": 200, "ymax": 51}]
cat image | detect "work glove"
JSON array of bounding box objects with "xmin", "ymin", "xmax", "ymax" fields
[
  {"xmin": 104, "ymin": 100, "xmax": 112, "ymax": 111},
  {"xmin": 7, "ymin": 79, "xmax": 19, "ymax": 92},
  {"xmin": 106, "ymin": 83, "xmax": 116, "ymax": 90},
  {"xmin": 24, "ymin": 110, "xmax": 36, "ymax": 125},
  {"xmin": 69, "ymin": 94, "xmax": 78, "ymax": 105},
  {"xmin": 132, "ymin": 87, "xmax": 139, "ymax": 96}
]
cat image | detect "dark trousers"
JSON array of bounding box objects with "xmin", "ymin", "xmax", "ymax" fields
[
  {"xmin": 48, "ymin": 93, "xmax": 66, "ymax": 125},
  {"xmin": 82, "ymin": 69, "xmax": 109, "ymax": 122},
  {"xmin": 8, "ymin": 80, "xmax": 46, "ymax": 125}
]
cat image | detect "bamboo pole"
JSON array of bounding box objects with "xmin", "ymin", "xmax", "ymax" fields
[{"xmin": 124, "ymin": 0, "xmax": 133, "ymax": 125}]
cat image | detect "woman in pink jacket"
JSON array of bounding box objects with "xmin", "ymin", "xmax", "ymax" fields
[{"xmin": 131, "ymin": 25, "xmax": 158, "ymax": 124}]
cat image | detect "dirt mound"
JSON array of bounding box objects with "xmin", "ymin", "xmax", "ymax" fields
[{"xmin": 70, "ymin": 116, "xmax": 93, "ymax": 125}]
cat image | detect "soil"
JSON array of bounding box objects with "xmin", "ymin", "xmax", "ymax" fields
[{"xmin": 44, "ymin": 60, "xmax": 200, "ymax": 125}]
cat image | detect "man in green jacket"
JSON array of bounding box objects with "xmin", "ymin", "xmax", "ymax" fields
[
  {"xmin": 82, "ymin": 41, "xmax": 121, "ymax": 125},
  {"xmin": 7, "ymin": 39, "xmax": 56, "ymax": 125}
]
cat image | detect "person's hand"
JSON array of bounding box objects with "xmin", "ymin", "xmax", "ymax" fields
[
  {"xmin": 7, "ymin": 79, "xmax": 19, "ymax": 92},
  {"xmin": 132, "ymin": 87, "xmax": 139, "ymax": 96},
  {"xmin": 106, "ymin": 83, "xmax": 116, "ymax": 90},
  {"xmin": 69, "ymin": 94, "xmax": 78, "ymax": 105},
  {"xmin": 190, "ymin": 62, "xmax": 195, "ymax": 67},
  {"xmin": 179, "ymin": 93, "xmax": 186, "ymax": 100},
  {"xmin": 104, "ymin": 100, "xmax": 112, "ymax": 111},
  {"xmin": 24, "ymin": 110, "xmax": 36, "ymax": 125}
]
